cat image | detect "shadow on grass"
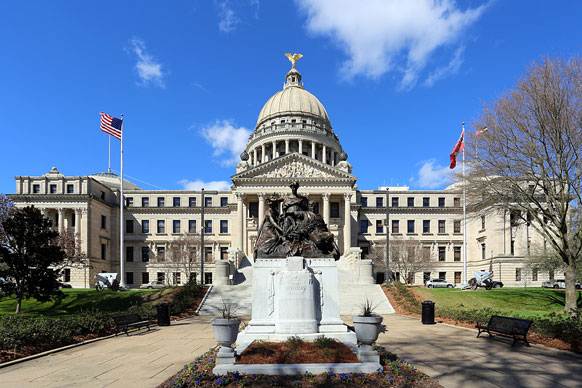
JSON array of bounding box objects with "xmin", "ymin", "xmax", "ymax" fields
[{"xmin": 540, "ymin": 290, "xmax": 582, "ymax": 309}]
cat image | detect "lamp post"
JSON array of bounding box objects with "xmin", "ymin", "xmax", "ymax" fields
[
  {"xmin": 385, "ymin": 188, "xmax": 392, "ymax": 285},
  {"xmin": 200, "ymin": 188, "xmax": 205, "ymax": 285}
]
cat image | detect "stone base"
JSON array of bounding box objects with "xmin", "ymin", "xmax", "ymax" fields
[
  {"xmin": 236, "ymin": 330, "xmax": 358, "ymax": 353},
  {"xmin": 216, "ymin": 346, "xmax": 236, "ymax": 365},
  {"xmin": 213, "ymin": 362, "xmax": 382, "ymax": 376},
  {"xmin": 357, "ymin": 344, "xmax": 380, "ymax": 363}
]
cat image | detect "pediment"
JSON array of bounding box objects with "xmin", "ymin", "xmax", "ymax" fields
[{"xmin": 231, "ymin": 153, "xmax": 357, "ymax": 183}]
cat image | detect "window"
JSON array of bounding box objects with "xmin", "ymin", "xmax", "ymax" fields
[
  {"xmin": 221, "ymin": 247, "xmax": 229, "ymax": 260},
  {"xmin": 101, "ymin": 243, "xmax": 107, "ymax": 260},
  {"xmin": 361, "ymin": 246, "xmax": 369, "ymax": 256},
  {"xmin": 205, "ymin": 220, "xmax": 212, "ymax": 233},
  {"xmin": 481, "ymin": 243, "xmax": 486, "ymax": 260},
  {"xmin": 510, "ymin": 210, "xmax": 520, "ymax": 227},
  {"xmin": 454, "ymin": 272, "xmax": 462, "ymax": 283},
  {"xmin": 221, "ymin": 197, "xmax": 228, "ymax": 207},
  {"xmin": 189, "ymin": 272, "xmax": 197, "ymax": 282},
  {"xmin": 249, "ymin": 202, "xmax": 259, "ymax": 218},
  {"xmin": 392, "ymin": 197, "xmax": 399, "ymax": 207},
  {"xmin": 100, "ymin": 191, "xmax": 106, "ymax": 200},
  {"xmin": 126, "ymin": 246, "xmax": 134, "ymax": 262},
  {"xmin": 157, "ymin": 246, "xmax": 165, "ymax": 261},
  {"xmin": 142, "ymin": 197, "xmax": 149, "ymax": 207},
  {"xmin": 376, "ymin": 220, "xmax": 383, "ymax": 233},
  {"xmin": 66, "ymin": 184, "xmax": 74, "ymax": 194},
  {"xmin": 189, "ymin": 197, "xmax": 196, "ymax": 207},
  {"xmin": 360, "ymin": 220, "xmax": 369, "ymax": 233},
  {"xmin": 173, "ymin": 220, "xmax": 180, "ymax": 233},
  {"xmin": 376, "ymin": 197, "xmax": 383, "ymax": 207},
  {"xmin": 423, "ymin": 272, "xmax": 431, "ymax": 283},
  {"xmin": 422, "ymin": 246, "xmax": 430, "ymax": 260},
  {"xmin": 142, "ymin": 272, "xmax": 149, "ymax": 284},
  {"xmin": 204, "ymin": 272, "xmax": 213, "ymax": 284},
  {"xmin": 438, "ymin": 220, "xmax": 445, "ymax": 233},
  {"xmin": 71, "ymin": 213, "xmax": 76, "ymax": 228},
  {"xmin": 407, "ymin": 197, "xmax": 414, "ymax": 207},
  {"xmin": 189, "ymin": 220, "xmax": 196, "ymax": 233},
  {"xmin": 330, "ymin": 202, "xmax": 340, "ymax": 218},
  {"xmin": 481, "ymin": 215, "xmax": 486, "ymax": 230},
  {"xmin": 50, "ymin": 184, "xmax": 57, "ymax": 194},
  {"xmin": 549, "ymin": 270, "xmax": 554, "ymax": 280},
  {"xmin": 438, "ymin": 247, "xmax": 446, "ymax": 261},
  {"xmin": 126, "ymin": 272, "xmax": 134, "ymax": 285},
  {"xmin": 532, "ymin": 268, "xmax": 538, "ymax": 281},
  {"xmin": 173, "ymin": 197, "xmax": 180, "ymax": 207},
  {"xmin": 361, "ymin": 197, "xmax": 367, "ymax": 207},
  {"xmin": 515, "ymin": 268, "xmax": 522, "ymax": 282},
  {"xmin": 158, "ymin": 197, "xmax": 165, "ymax": 207},
  {"xmin": 33, "ymin": 184, "xmax": 40, "ymax": 193},
  {"xmin": 63, "ymin": 268, "xmax": 71, "ymax": 282},
  {"xmin": 141, "ymin": 247, "xmax": 150, "ymax": 262},
  {"xmin": 423, "ymin": 197, "xmax": 429, "ymax": 207},
  {"xmin": 126, "ymin": 220, "xmax": 134, "ymax": 234},
  {"xmin": 205, "ymin": 247, "xmax": 213, "ymax": 262},
  {"xmin": 510, "ymin": 240, "xmax": 515, "ymax": 255},
  {"xmin": 454, "ymin": 197, "xmax": 461, "ymax": 207},
  {"xmin": 392, "ymin": 220, "xmax": 400, "ymax": 233},
  {"xmin": 423, "ymin": 220, "xmax": 430, "ymax": 233},
  {"xmin": 454, "ymin": 247, "xmax": 461, "ymax": 262},
  {"xmin": 101, "ymin": 215, "xmax": 107, "ymax": 230},
  {"xmin": 173, "ymin": 272, "xmax": 181, "ymax": 285},
  {"xmin": 220, "ymin": 220, "xmax": 228, "ymax": 233},
  {"xmin": 142, "ymin": 220, "xmax": 150, "ymax": 233},
  {"xmin": 439, "ymin": 272, "xmax": 446, "ymax": 280},
  {"xmin": 454, "ymin": 220, "xmax": 461, "ymax": 233},
  {"xmin": 126, "ymin": 197, "xmax": 134, "ymax": 207},
  {"xmin": 407, "ymin": 220, "xmax": 414, "ymax": 233},
  {"xmin": 157, "ymin": 272, "xmax": 165, "ymax": 282},
  {"xmin": 205, "ymin": 197, "xmax": 212, "ymax": 207},
  {"xmin": 438, "ymin": 197, "xmax": 445, "ymax": 207},
  {"xmin": 157, "ymin": 220, "xmax": 165, "ymax": 234}
]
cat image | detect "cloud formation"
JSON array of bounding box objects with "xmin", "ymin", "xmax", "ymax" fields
[
  {"xmin": 296, "ymin": 0, "xmax": 486, "ymax": 88},
  {"xmin": 424, "ymin": 46, "xmax": 464, "ymax": 87},
  {"xmin": 217, "ymin": 0, "xmax": 240, "ymax": 32},
  {"xmin": 178, "ymin": 179, "xmax": 231, "ymax": 191},
  {"xmin": 200, "ymin": 120, "xmax": 251, "ymax": 166},
  {"xmin": 415, "ymin": 159, "xmax": 452, "ymax": 189},
  {"xmin": 128, "ymin": 39, "xmax": 165, "ymax": 88}
]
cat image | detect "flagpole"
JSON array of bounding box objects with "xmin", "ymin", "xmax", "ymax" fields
[
  {"xmin": 108, "ymin": 136, "xmax": 111, "ymax": 173},
  {"xmin": 462, "ymin": 121, "xmax": 468, "ymax": 286},
  {"xmin": 119, "ymin": 114, "xmax": 125, "ymax": 288}
]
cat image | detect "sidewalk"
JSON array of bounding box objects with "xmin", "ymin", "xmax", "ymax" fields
[{"xmin": 1, "ymin": 314, "xmax": 580, "ymax": 388}]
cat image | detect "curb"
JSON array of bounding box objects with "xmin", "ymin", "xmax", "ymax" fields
[{"xmin": 196, "ymin": 285, "xmax": 213, "ymax": 314}]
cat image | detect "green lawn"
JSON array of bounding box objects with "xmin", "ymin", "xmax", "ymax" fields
[
  {"xmin": 0, "ymin": 288, "xmax": 165, "ymax": 316},
  {"xmin": 414, "ymin": 287, "xmax": 582, "ymax": 318}
]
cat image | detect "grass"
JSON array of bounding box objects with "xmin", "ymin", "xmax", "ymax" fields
[
  {"xmin": 0, "ymin": 288, "xmax": 171, "ymax": 316},
  {"xmin": 414, "ymin": 286, "xmax": 582, "ymax": 318}
]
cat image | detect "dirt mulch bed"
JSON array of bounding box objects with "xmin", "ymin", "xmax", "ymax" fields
[
  {"xmin": 383, "ymin": 284, "xmax": 577, "ymax": 353},
  {"xmin": 158, "ymin": 347, "xmax": 443, "ymax": 388},
  {"xmin": 236, "ymin": 340, "xmax": 359, "ymax": 364}
]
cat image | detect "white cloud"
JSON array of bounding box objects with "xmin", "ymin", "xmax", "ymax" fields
[
  {"xmin": 424, "ymin": 46, "xmax": 464, "ymax": 87},
  {"xmin": 128, "ymin": 39, "xmax": 165, "ymax": 88},
  {"xmin": 200, "ymin": 120, "xmax": 251, "ymax": 166},
  {"xmin": 296, "ymin": 0, "xmax": 486, "ymax": 88},
  {"xmin": 178, "ymin": 179, "xmax": 231, "ymax": 191},
  {"xmin": 415, "ymin": 159, "xmax": 452, "ymax": 189},
  {"xmin": 217, "ymin": 0, "xmax": 240, "ymax": 32}
]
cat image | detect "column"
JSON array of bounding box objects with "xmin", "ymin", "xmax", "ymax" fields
[
  {"xmin": 322, "ymin": 193, "xmax": 330, "ymax": 226},
  {"xmin": 82, "ymin": 208, "xmax": 89, "ymax": 255},
  {"xmin": 272, "ymin": 140, "xmax": 277, "ymax": 159},
  {"xmin": 75, "ymin": 208, "xmax": 81, "ymax": 236},
  {"xmin": 242, "ymin": 200, "xmax": 248, "ymax": 253},
  {"xmin": 253, "ymin": 148, "xmax": 258, "ymax": 166},
  {"xmin": 343, "ymin": 193, "xmax": 352, "ymax": 254},
  {"xmin": 58, "ymin": 208, "xmax": 64, "ymax": 233},
  {"xmin": 236, "ymin": 193, "xmax": 244, "ymax": 251},
  {"xmin": 262, "ymin": 144, "xmax": 266, "ymax": 162},
  {"xmin": 258, "ymin": 193, "xmax": 265, "ymax": 225},
  {"xmin": 331, "ymin": 150, "xmax": 335, "ymax": 166},
  {"xmin": 285, "ymin": 139, "xmax": 290, "ymax": 155},
  {"xmin": 299, "ymin": 139, "xmax": 303, "ymax": 154},
  {"xmin": 322, "ymin": 145, "xmax": 327, "ymax": 164},
  {"xmin": 311, "ymin": 142, "xmax": 316, "ymax": 159}
]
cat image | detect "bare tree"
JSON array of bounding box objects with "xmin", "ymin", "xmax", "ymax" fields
[
  {"xmin": 389, "ymin": 239, "xmax": 432, "ymax": 284},
  {"xmin": 0, "ymin": 194, "xmax": 14, "ymax": 241},
  {"xmin": 153, "ymin": 235, "xmax": 201, "ymax": 285},
  {"xmin": 465, "ymin": 56, "xmax": 582, "ymax": 311},
  {"xmin": 52, "ymin": 229, "xmax": 90, "ymax": 273}
]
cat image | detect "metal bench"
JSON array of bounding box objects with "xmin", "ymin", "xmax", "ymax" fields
[
  {"xmin": 476, "ymin": 315, "xmax": 532, "ymax": 347},
  {"xmin": 112, "ymin": 313, "xmax": 151, "ymax": 336}
]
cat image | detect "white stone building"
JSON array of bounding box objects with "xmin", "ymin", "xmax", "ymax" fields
[{"xmin": 8, "ymin": 64, "xmax": 551, "ymax": 288}]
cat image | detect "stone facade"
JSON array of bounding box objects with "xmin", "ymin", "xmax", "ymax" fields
[{"xmin": 8, "ymin": 65, "xmax": 551, "ymax": 288}]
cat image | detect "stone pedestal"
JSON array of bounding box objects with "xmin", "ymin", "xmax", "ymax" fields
[
  {"xmin": 216, "ymin": 346, "xmax": 236, "ymax": 365},
  {"xmin": 214, "ymin": 260, "xmax": 230, "ymax": 285},
  {"xmin": 357, "ymin": 344, "xmax": 380, "ymax": 363}
]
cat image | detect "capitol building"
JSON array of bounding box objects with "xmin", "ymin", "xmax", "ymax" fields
[{"xmin": 9, "ymin": 62, "xmax": 548, "ymax": 289}]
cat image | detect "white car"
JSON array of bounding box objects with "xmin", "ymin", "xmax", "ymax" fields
[
  {"xmin": 140, "ymin": 280, "xmax": 166, "ymax": 289},
  {"xmin": 425, "ymin": 278, "xmax": 455, "ymax": 288},
  {"xmin": 541, "ymin": 279, "xmax": 581, "ymax": 289}
]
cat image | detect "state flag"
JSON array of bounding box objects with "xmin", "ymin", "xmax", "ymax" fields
[{"xmin": 449, "ymin": 129, "xmax": 465, "ymax": 169}]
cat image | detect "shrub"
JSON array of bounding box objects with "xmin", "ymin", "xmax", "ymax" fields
[{"xmin": 170, "ymin": 280, "xmax": 205, "ymax": 315}]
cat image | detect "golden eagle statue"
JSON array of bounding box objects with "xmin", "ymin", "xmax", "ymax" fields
[{"xmin": 285, "ymin": 53, "xmax": 303, "ymax": 69}]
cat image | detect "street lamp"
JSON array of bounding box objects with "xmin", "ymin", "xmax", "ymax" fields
[{"xmin": 385, "ymin": 188, "xmax": 392, "ymax": 285}]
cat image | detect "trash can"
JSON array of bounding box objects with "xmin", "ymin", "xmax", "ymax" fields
[
  {"xmin": 421, "ymin": 300, "xmax": 435, "ymax": 324},
  {"xmin": 157, "ymin": 302, "xmax": 171, "ymax": 326}
]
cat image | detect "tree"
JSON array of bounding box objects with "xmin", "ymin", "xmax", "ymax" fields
[
  {"xmin": 0, "ymin": 206, "xmax": 65, "ymax": 313},
  {"xmin": 389, "ymin": 239, "xmax": 432, "ymax": 284},
  {"xmin": 466, "ymin": 56, "xmax": 582, "ymax": 312},
  {"xmin": 0, "ymin": 193, "xmax": 14, "ymax": 241},
  {"xmin": 154, "ymin": 234, "xmax": 201, "ymax": 285},
  {"xmin": 53, "ymin": 229, "xmax": 90, "ymax": 273}
]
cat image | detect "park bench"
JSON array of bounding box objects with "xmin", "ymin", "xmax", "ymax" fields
[
  {"xmin": 112, "ymin": 313, "xmax": 151, "ymax": 336},
  {"xmin": 475, "ymin": 315, "xmax": 532, "ymax": 347}
]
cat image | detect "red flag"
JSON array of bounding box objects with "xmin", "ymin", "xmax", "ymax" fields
[
  {"xmin": 100, "ymin": 112, "xmax": 122, "ymax": 140},
  {"xmin": 449, "ymin": 129, "xmax": 465, "ymax": 169},
  {"xmin": 476, "ymin": 127, "xmax": 489, "ymax": 136}
]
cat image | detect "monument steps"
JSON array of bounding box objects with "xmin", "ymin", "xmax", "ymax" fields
[{"xmin": 198, "ymin": 266, "xmax": 253, "ymax": 316}]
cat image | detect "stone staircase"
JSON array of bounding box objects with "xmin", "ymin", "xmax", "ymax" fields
[{"xmin": 198, "ymin": 265, "xmax": 254, "ymax": 316}]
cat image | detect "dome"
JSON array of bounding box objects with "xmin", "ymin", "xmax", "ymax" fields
[{"xmin": 255, "ymin": 68, "xmax": 330, "ymax": 129}]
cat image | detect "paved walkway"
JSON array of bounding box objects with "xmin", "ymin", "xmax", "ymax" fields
[{"xmin": 1, "ymin": 314, "xmax": 580, "ymax": 388}]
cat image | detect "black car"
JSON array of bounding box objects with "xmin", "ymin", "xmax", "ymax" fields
[
  {"xmin": 491, "ymin": 281, "xmax": 504, "ymax": 288},
  {"xmin": 58, "ymin": 282, "xmax": 73, "ymax": 289}
]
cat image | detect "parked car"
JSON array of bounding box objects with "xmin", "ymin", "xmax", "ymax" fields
[
  {"xmin": 491, "ymin": 281, "xmax": 504, "ymax": 288},
  {"xmin": 425, "ymin": 279, "xmax": 455, "ymax": 288},
  {"xmin": 58, "ymin": 282, "xmax": 73, "ymax": 289},
  {"xmin": 140, "ymin": 280, "xmax": 166, "ymax": 289},
  {"xmin": 542, "ymin": 279, "xmax": 581, "ymax": 289}
]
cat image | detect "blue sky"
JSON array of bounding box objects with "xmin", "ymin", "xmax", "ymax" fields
[{"xmin": 1, "ymin": 0, "xmax": 582, "ymax": 194}]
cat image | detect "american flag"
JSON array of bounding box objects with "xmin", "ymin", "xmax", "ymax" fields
[{"xmin": 99, "ymin": 112, "xmax": 122, "ymax": 140}]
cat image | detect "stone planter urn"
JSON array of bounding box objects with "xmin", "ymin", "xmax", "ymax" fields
[
  {"xmin": 352, "ymin": 315, "xmax": 384, "ymax": 363},
  {"xmin": 211, "ymin": 318, "xmax": 241, "ymax": 365}
]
